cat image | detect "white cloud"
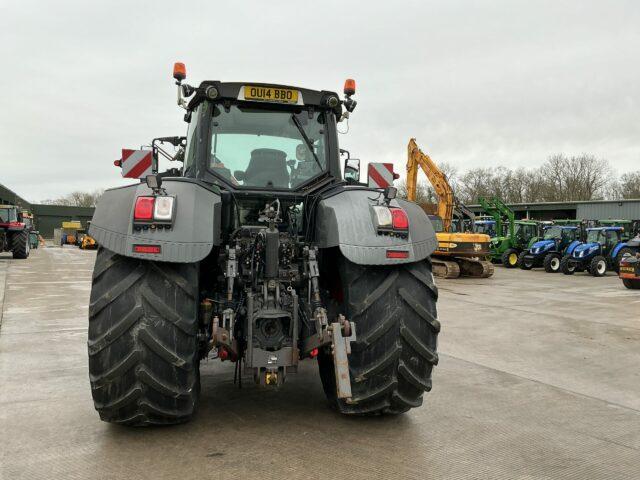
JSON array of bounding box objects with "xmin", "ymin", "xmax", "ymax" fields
[{"xmin": 0, "ymin": 0, "xmax": 638, "ymax": 201}]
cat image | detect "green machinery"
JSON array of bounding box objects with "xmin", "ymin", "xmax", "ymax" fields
[
  {"xmin": 597, "ymin": 219, "xmax": 640, "ymax": 241},
  {"xmin": 478, "ymin": 197, "xmax": 540, "ymax": 267}
]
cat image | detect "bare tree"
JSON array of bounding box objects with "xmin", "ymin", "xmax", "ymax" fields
[
  {"xmin": 41, "ymin": 189, "xmax": 104, "ymax": 207},
  {"xmin": 537, "ymin": 153, "xmax": 613, "ymax": 201},
  {"xmin": 615, "ymin": 171, "xmax": 640, "ymax": 199}
]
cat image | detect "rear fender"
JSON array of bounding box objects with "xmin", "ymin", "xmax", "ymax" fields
[
  {"xmin": 611, "ymin": 242, "xmax": 627, "ymax": 260},
  {"xmin": 89, "ymin": 178, "xmax": 221, "ymax": 263},
  {"xmin": 315, "ymin": 189, "xmax": 437, "ymax": 265}
]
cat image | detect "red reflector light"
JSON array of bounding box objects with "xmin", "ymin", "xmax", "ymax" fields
[
  {"xmin": 390, "ymin": 208, "xmax": 409, "ymax": 230},
  {"xmin": 386, "ymin": 250, "xmax": 409, "ymax": 259},
  {"xmin": 310, "ymin": 348, "xmax": 319, "ymax": 358},
  {"xmin": 134, "ymin": 196, "xmax": 154, "ymax": 220},
  {"xmin": 133, "ymin": 244, "xmax": 161, "ymax": 254}
]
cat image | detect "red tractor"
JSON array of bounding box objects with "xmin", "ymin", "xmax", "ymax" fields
[{"xmin": 0, "ymin": 205, "xmax": 30, "ymax": 259}]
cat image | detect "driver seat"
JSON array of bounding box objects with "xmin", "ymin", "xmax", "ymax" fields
[{"xmin": 244, "ymin": 149, "xmax": 289, "ymax": 187}]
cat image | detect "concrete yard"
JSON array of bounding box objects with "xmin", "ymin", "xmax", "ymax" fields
[{"xmin": 1, "ymin": 247, "xmax": 639, "ymax": 480}]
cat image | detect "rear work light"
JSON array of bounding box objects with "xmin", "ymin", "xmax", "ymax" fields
[{"xmin": 153, "ymin": 196, "xmax": 175, "ymax": 221}]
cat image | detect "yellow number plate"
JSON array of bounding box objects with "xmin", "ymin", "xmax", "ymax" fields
[{"xmin": 244, "ymin": 86, "xmax": 299, "ymax": 104}]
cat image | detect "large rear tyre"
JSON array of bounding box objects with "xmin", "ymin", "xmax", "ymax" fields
[
  {"xmin": 517, "ymin": 251, "xmax": 533, "ymax": 270},
  {"xmin": 560, "ymin": 255, "xmax": 576, "ymax": 275},
  {"xmin": 318, "ymin": 258, "xmax": 440, "ymax": 415},
  {"xmin": 544, "ymin": 253, "xmax": 561, "ymax": 273},
  {"xmin": 501, "ymin": 248, "xmax": 519, "ymax": 268},
  {"xmin": 88, "ymin": 247, "xmax": 200, "ymax": 426},
  {"xmin": 589, "ymin": 255, "xmax": 607, "ymax": 277},
  {"xmin": 11, "ymin": 230, "xmax": 30, "ymax": 259},
  {"xmin": 622, "ymin": 279, "xmax": 640, "ymax": 289}
]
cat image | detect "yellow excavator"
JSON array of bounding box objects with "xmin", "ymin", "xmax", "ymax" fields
[{"xmin": 406, "ymin": 138, "xmax": 494, "ymax": 278}]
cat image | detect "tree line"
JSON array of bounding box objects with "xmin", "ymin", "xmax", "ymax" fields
[
  {"xmin": 40, "ymin": 189, "xmax": 104, "ymax": 207},
  {"xmin": 398, "ymin": 153, "xmax": 640, "ymax": 205}
]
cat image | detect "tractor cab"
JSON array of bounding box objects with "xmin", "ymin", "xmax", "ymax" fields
[
  {"xmin": 475, "ymin": 219, "xmax": 496, "ymax": 237},
  {"xmin": 180, "ymin": 79, "xmax": 350, "ymax": 193},
  {"xmin": 512, "ymin": 221, "xmax": 539, "ymax": 247},
  {"xmin": 597, "ymin": 218, "xmax": 640, "ymax": 242},
  {"xmin": 543, "ymin": 225, "xmax": 579, "ymax": 244}
]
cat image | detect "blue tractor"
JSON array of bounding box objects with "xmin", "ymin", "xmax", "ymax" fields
[
  {"xmin": 474, "ymin": 217, "xmax": 497, "ymax": 238},
  {"xmin": 518, "ymin": 224, "xmax": 582, "ymax": 273},
  {"xmin": 560, "ymin": 227, "xmax": 633, "ymax": 277}
]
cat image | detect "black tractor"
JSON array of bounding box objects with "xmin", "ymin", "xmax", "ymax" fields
[
  {"xmin": 87, "ymin": 64, "xmax": 440, "ymax": 426},
  {"xmin": 0, "ymin": 205, "xmax": 30, "ymax": 259}
]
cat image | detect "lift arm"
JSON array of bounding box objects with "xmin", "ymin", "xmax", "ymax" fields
[
  {"xmin": 478, "ymin": 197, "xmax": 503, "ymax": 237},
  {"xmin": 490, "ymin": 197, "xmax": 515, "ymax": 239},
  {"xmin": 406, "ymin": 138, "xmax": 455, "ymax": 232}
]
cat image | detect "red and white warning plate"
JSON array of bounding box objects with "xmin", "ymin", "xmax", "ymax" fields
[
  {"xmin": 367, "ymin": 162, "xmax": 396, "ymax": 189},
  {"xmin": 120, "ymin": 149, "xmax": 153, "ymax": 179}
]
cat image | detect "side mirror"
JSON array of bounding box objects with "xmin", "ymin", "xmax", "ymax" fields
[
  {"xmin": 344, "ymin": 158, "xmax": 360, "ymax": 184},
  {"xmin": 234, "ymin": 170, "xmax": 246, "ymax": 181}
]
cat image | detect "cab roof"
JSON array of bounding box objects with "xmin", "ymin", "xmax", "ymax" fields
[
  {"xmin": 187, "ymin": 81, "xmax": 343, "ymax": 116},
  {"xmin": 587, "ymin": 226, "xmax": 624, "ymax": 231}
]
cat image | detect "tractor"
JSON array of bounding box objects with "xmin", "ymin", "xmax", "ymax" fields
[
  {"xmin": 597, "ymin": 219, "xmax": 637, "ymax": 241},
  {"xmin": 560, "ymin": 226, "xmax": 633, "ymax": 276},
  {"xmin": 21, "ymin": 212, "xmax": 40, "ymax": 250},
  {"xmin": 474, "ymin": 217, "xmax": 497, "ymax": 237},
  {"xmin": 0, "ymin": 205, "xmax": 30, "ymax": 259},
  {"xmin": 518, "ymin": 223, "xmax": 583, "ymax": 272},
  {"xmin": 86, "ymin": 65, "xmax": 440, "ymax": 426},
  {"xmin": 478, "ymin": 197, "xmax": 540, "ymax": 267},
  {"xmin": 618, "ymin": 234, "xmax": 640, "ymax": 289}
]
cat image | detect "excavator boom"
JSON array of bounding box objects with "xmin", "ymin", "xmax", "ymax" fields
[
  {"xmin": 407, "ymin": 138, "xmax": 455, "ymax": 232},
  {"xmin": 405, "ymin": 139, "xmax": 493, "ymax": 279}
]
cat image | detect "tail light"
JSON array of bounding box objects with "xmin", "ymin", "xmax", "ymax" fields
[
  {"xmin": 371, "ymin": 205, "xmax": 410, "ymax": 237},
  {"xmin": 390, "ymin": 208, "xmax": 409, "ymax": 230},
  {"xmin": 134, "ymin": 195, "xmax": 175, "ymax": 222},
  {"xmin": 134, "ymin": 196, "xmax": 155, "ymax": 220}
]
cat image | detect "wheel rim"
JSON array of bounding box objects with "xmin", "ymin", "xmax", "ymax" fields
[
  {"xmin": 597, "ymin": 261, "xmax": 606, "ymax": 274},
  {"xmin": 509, "ymin": 253, "xmax": 517, "ymax": 265},
  {"xmin": 551, "ymin": 258, "xmax": 560, "ymax": 270}
]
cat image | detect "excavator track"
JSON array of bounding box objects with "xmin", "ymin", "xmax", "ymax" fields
[
  {"xmin": 432, "ymin": 256, "xmax": 494, "ymax": 279},
  {"xmin": 457, "ymin": 257, "xmax": 494, "ymax": 278},
  {"xmin": 432, "ymin": 257, "xmax": 461, "ymax": 279}
]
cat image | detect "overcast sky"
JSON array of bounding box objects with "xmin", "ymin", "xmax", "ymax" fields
[{"xmin": 1, "ymin": 1, "xmax": 639, "ymax": 202}]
